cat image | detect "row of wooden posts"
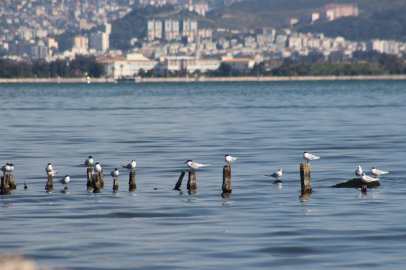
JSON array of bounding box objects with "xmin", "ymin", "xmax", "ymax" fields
[{"xmin": 0, "ymin": 163, "xmax": 315, "ymax": 196}]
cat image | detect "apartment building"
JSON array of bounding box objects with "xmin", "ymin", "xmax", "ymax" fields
[
  {"xmin": 323, "ymin": 4, "xmax": 358, "ymax": 19},
  {"xmin": 164, "ymin": 20, "xmax": 180, "ymax": 41},
  {"xmin": 147, "ymin": 20, "xmax": 163, "ymax": 41}
]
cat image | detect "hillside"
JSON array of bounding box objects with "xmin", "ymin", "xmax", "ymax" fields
[
  {"xmin": 297, "ymin": 5, "xmax": 406, "ymax": 41},
  {"xmin": 207, "ymin": 0, "xmax": 406, "ymax": 31},
  {"xmin": 110, "ymin": 5, "xmax": 214, "ymax": 51},
  {"xmin": 110, "ymin": 0, "xmax": 406, "ymax": 50}
]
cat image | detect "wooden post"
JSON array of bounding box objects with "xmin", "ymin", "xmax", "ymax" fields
[
  {"xmin": 129, "ymin": 172, "xmax": 136, "ymax": 190},
  {"xmin": 99, "ymin": 170, "xmax": 104, "ymax": 188},
  {"xmin": 222, "ymin": 165, "xmax": 232, "ymax": 194},
  {"xmin": 187, "ymin": 171, "xmax": 196, "ymax": 190},
  {"xmin": 8, "ymin": 174, "xmax": 17, "ymax": 190},
  {"xmin": 113, "ymin": 179, "xmax": 118, "ymax": 191},
  {"xmin": 24, "ymin": 181, "xmax": 28, "ymax": 189},
  {"xmin": 300, "ymin": 163, "xmax": 312, "ymax": 194},
  {"xmin": 93, "ymin": 174, "xmax": 101, "ymax": 193},
  {"xmin": 174, "ymin": 171, "xmax": 185, "ymax": 190},
  {"xmin": 45, "ymin": 175, "xmax": 53, "ymax": 191},
  {"xmin": 361, "ymin": 184, "xmax": 367, "ymax": 194},
  {"xmin": 1, "ymin": 175, "xmax": 11, "ymax": 195},
  {"xmin": 86, "ymin": 168, "xmax": 93, "ymax": 188}
]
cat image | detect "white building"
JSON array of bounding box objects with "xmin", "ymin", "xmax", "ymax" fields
[
  {"xmin": 193, "ymin": 1, "xmax": 209, "ymax": 17},
  {"xmin": 99, "ymin": 53, "xmax": 159, "ymax": 79},
  {"xmin": 221, "ymin": 56, "xmax": 258, "ymax": 72},
  {"xmin": 164, "ymin": 56, "xmax": 220, "ymax": 73},
  {"xmin": 147, "ymin": 20, "xmax": 163, "ymax": 41},
  {"xmin": 181, "ymin": 20, "xmax": 198, "ymax": 42},
  {"xmin": 73, "ymin": 36, "xmax": 89, "ymax": 50},
  {"xmin": 303, "ymin": 12, "xmax": 320, "ymax": 23},
  {"xmin": 89, "ymin": 32, "xmax": 109, "ymax": 52},
  {"xmin": 284, "ymin": 18, "xmax": 298, "ymax": 28},
  {"xmin": 367, "ymin": 39, "xmax": 401, "ymax": 55},
  {"xmin": 319, "ymin": 9, "xmax": 335, "ymax": 21},
  {"xmin": 164, "ymin": 20, "xmax": 180, "ymax": 41}
]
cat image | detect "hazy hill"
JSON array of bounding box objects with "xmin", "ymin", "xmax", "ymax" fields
[
  {"xmin": 110, "ymin": 0, "xmax": 406, "ymax": 50},
  {"xmin": 110, "ymin": 5, "xmax": 214, "ymax": 50},
  {"xmin": 297, "ymin": 5, "xmax": 406, "ymax": 41},
  {"xmin": 207, "ymin": 0, "xmax": 406, "ymax": 37}
]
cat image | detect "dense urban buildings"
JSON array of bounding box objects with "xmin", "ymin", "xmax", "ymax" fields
[{"xmin": 1, "ymin": 1, "xmax": 406, "ymax": 79}]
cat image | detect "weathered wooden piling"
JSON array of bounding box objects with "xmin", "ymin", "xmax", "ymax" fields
[
  {"xmin": 1, "ymin": 175, "xmax": 11, "ymax": 195},
  {"xmin": 93, "ymin": 174, "xmax": 101, "ymax": 193},
  {"xmin": 45, "ymin": 175, "xmax": 53, "ymax": 191},
  {"xmin": 113, "ymin": 179, "xmax": 119, "ymax": 191},
  {"xmin": 99, "ymin": 170, "xmax": 104, "ymax": 188},
  {"xmin": 24, "ymin": 181, "xmax": 28, "ymax": 189},
  {"xmin": 86, "ymin": 168, "xmax": 93, "ymax": 188},
  {"xmin": 174, "ymin": 171, "xmax": 185, "ymax": 190},
  {"xmin": 222, "ymin": 165, "xmax": 232, "ymax": 194},
  {"xmin": 300, "ymin": 163, "xmax": 312, "ymax": 194},
  {"xmin": 187, "ymin": 171, "xmax": 196, "ymax": 190},
  {"xmin": 221, "ymin": 192, "xmax": 230, "ymax": 198},
  {"xmin": 8, "ymin": 174, "xmax": 17, "ymax": 190},
  {"xmin": 128, "ymin": 172, "xmax": 136, "ymax": 190}
]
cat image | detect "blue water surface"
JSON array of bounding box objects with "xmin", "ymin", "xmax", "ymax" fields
[{"xmin": 0, "ymin": 81, "xmax": 406, "ymax": 269}]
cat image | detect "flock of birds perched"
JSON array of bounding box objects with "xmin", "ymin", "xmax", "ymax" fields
[{"xmin": 1, "ymin": 151, "xmax": 389, "ymax": 190}]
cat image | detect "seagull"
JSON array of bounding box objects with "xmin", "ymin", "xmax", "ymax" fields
[
  {"xmin": 122, "ymin": 159, "xmax": 136, "ymax": 171},
  {"xmin": 94, "ymin": 162, "xmax": 102, "ymax": 174},
  {"xmin": 371, "ymin": 167, "xmax": 389, "ymax": 177},
  {"xmin": 1, "ymin": 163, "xmax": 12, "ymax": 175},
  {"xmin": 361, "ymin": 173, "xmax": 379, "ymax": 183},
  {"xmin": 45, "ymin": 163, "xmax": 58, "ymax": 176},
  {"xmin": 84, "ymin": 156, "xmax": 94, "ymax": 167},
  {"xmin": 59, "ymin": 175, "xmax": 71, "ymax": 189},
  {"xmin": 355, "ymin": 165, "xmax": 362, "ymax": 177},
  {"xmin": 224, "ymin": 155, "xmax": 237, "ymax": 166},
  {"xmin": 303, "ymin": 151, "xmax": 320, "ymax": 163},
  {"xmin": 265, "ymin": 169, "xmax": 283, "ymax": 180},
  {"xmin": 110, "ymin": 168, "xmax": 119, "ymax": 179},
  {"xmin": 185, "ymin": 160, "xmax": 210, "ymax": 170},
  {"xmin": 9, "ymin": 163, "xmax": 14, "ymax": 174}
]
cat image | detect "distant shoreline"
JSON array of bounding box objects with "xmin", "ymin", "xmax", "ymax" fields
[{"xmin": 0, "ymin": 75, "xmax": 405, "ymax": 83}]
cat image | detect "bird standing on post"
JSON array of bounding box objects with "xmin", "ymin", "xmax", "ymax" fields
[
  {"xmin": 371, "ymin": 167, "xmax": 389, "ymax": 177},
  {"xmin": 111, "ymin": 168, "xmax": 119, "ymax": 179},
  {"xmin": 1, "ymin": 163, "xmax": 12, "ymax": 175},
  {"xmin": 122, "ymin": 159, "xmax": 136, "ymax": 171},
  {"xmin": 94, "ymin": 162, "xmax": 102, "ymax": 174},
  {"xmin": 303, "ymin": 152, "xmax": 320, "ymax": 163},
  {"xmin": 45, "ymin": 163, "xmax": 58, "ymax": 176},
  {"xmin": 355, "ymin": 165, "xmax": 362, "ymax": 178},
  {"xmin": 224, "ymin": 155, "xmax": 237, "ymax": 166},
  {"xmin": 185, "ymin": 160, "xmax": 210, "ymax": 170}
]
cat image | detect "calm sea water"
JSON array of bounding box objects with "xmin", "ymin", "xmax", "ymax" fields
[{"xmin": 1, "ymin": 81, "xmax": 406, "ymax": 269}]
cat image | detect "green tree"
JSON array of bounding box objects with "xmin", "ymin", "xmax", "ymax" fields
[{"xmin": 218, "ymin": 63, "xmax": 232, "ymax": 77}]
